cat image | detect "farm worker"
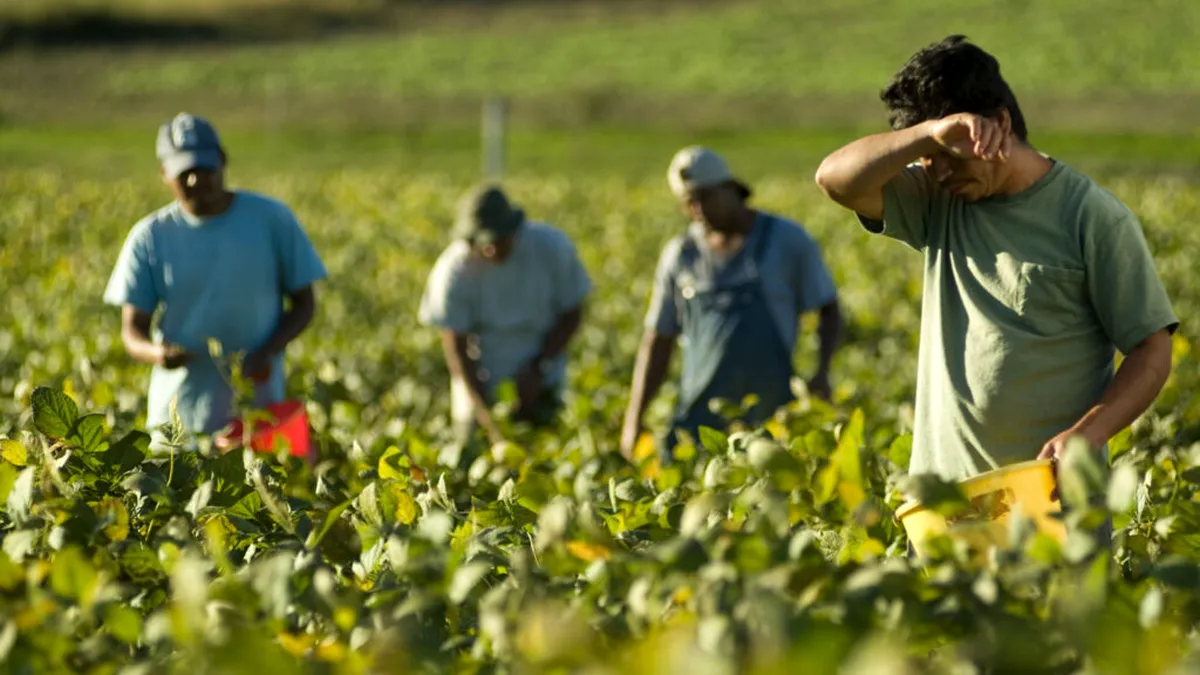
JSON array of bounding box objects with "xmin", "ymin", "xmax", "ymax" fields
[
  {"xmin": 419, "ymin": 183, "xmax": 592, "ymax": 447},
  {"xmin": 103, "ymin": 113, "xmax": 328, "ymax": 447},
  {"xmin": 814, "ymin": 35, "xmax": 1179, "ymax": 485},
  {"xmin": 620, "ymin": 146, "xmax": 845, "ymax": 461}
]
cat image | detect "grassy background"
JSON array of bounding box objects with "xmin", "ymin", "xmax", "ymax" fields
[{"xmin": 2, "ymin": 0, "xmax": 1199, "ymax": 179}]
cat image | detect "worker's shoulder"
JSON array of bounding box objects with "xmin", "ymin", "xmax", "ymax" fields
[
  {"xmin": 231, "ymin": 190, "xmax": 304, "ymax": 222},
  {"xmin": 522, "ymin": 220, "xmax": 578, "ymax": 247},
  {"xmin": 760, "ymin": 211, "xmax": 818, "ymax": 242}
]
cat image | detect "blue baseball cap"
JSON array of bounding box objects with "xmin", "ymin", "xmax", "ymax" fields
[{"xmin": 156, "ymin": 113, "xmax": 224, "ymax": 179}]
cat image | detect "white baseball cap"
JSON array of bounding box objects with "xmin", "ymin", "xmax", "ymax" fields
[{"xmin": 667, "ymin": 146, "xmax": 751, "ymax": 200}]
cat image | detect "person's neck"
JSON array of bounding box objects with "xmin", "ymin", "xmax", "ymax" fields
[
  {"xmin": 996, "ymin": 146, "xmax": 1055, "ymax": 196},
  {"xmin": 704, "ymin": 207, "xmax": 757, "ymax": 241},
  {"xmin": 182, "ymin": 190, "xmax": 236, "ymax": 219}
]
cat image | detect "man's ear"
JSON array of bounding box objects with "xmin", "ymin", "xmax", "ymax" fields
[{"xmin": 997, "ymin": 109, "xmax": 1013, "ymax": 136}]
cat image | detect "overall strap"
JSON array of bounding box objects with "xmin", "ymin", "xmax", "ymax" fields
[{"xmin": 751, "ymin": 212, "xmax": 775, "ymax": 265}]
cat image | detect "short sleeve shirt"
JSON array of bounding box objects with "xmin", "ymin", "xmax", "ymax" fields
[
  {"xmin": 644, "ymin": 211, "xmax": 838, "ymax": 352},
  {"xmin": 418, "ymin": 222, "xmax": 591, "ymax": 420},
  {"xmin": 860, "ymin": 160, "xmax": 1179, "ymax": 481},
  {"xmin": 103, "ymin": 191, "xmax": 328, "ymax": 434}
]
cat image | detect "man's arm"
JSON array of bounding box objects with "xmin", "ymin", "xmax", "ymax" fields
[
  {"xmin": 809, "ymin": 299, "xmax": 845, "ymax": 399},
  {"xmin": 1040, "ymin": 329, "xmax": 1173, "ymax": 459},
  {"xmin": 244, "ymin": 286, "xmax": 317, "ymax": 379},
  {"xmin": 119, "ymin": 305, "xmax": 192, "ymax": 369},
  {"xmin": 620, "ymin": 332, "xmax": 676, "ymax": 459},
  {"xmin": 439, "ymin": 329, "xmax": 504, "ymax": 444},
  {"xmin": 514, "ymin": 304, "xmax": 586, "ymax": 418},
  {"xmin": 532, "ymin": 304, "xmax": 584, "ymax": 367},
  {"xmin": 814, "ymin": 114, "xmax": 1009, "ymax": 220}
]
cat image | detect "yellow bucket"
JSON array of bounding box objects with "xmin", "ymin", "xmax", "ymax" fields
[{"xmin": 896, "ymin": 459, "xmax": 1067, "ymax": 559}]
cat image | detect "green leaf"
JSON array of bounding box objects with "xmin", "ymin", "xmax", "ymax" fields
[
  {"xmin": 898, "ymin": 473, "xmax": 969, "ymax": 517},
  {"xmin": 51, "ymin": 546, "xmax": 98, "ymax": 605},
  {"xmin": 448, "ymin": 562, "xmax": 492, "ymax": 604},
  {"xmin": 103, "ymin": 431, "xmax": 149, "ymax": 475},
  {"xmin": 119, "ymin": 543, "xmax": 165, "ymax": 584},
  {"xmin": 0, "ymin": 463, "xmax": 17, "ymax": 505},
  {"xmin": 0, "ymin": 551, "xmax": 22, "ymax": 591},
  {"xmin": 227, "ymin": 490, "xmax": 264, "ymax": 521},
  {"xmin": 1, "ymin": 439, "xmax": 28, "ymax": 467},
  {"xmin": 5, "ymin": 467, "xmax": 35, "ymax": 525},
  {"xmin": 1059, "ymin": 436, "xmax": 1108, "ymax": 510},
  {"xmin": 378, "ymin": 445, "xmax": 411, "ymax": 483},
  {"xmin": 698, "ymin": 427, "xmax": 728, "ymax": 456},
  {"xmin": 356, "ymin": 482, "xmax": 383, "ymax": 528},
  {"xmin": 307, "ymin": 499, "xmax": 353, "ymax": 549},
  {"xmin": 1139, "ymin": 586, "xmax": 1164, "ymax": 628},
  {"xmin": 1151, "ymin": 557, "xmax": 1200, "ymax": 590},
  {"xmin": 1108, "ymin": 463, "xmax": 1139, "ymax": 513},
  {"xmin": 67, "ymin": 414, "xmax": 109, "ymax": 453},
  {"xmin": 886, "ymin": 435, "xmax": 912, "ymax": 470},
  {"xmin": 31, "ymin": 386, "xmax": 79, "ymax": 440},
  {"xmin": 2, "ymin": 531, "xmax": 36, "ymax": 564},
  {"xmin": 104, "ymin": 603, "xmax": 142, "ymax": 644},
  {"xmin": 96, "ymin": 496, "xmax": 130, "ymax": 542},
  {"xmin": 613, "ymin": 478, "xmax": 653, "ymax": 503}
]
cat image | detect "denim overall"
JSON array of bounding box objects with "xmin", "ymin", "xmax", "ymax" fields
[{"xmin": 663, "ymin": 215, "xmax": 795, "ymax": 459}]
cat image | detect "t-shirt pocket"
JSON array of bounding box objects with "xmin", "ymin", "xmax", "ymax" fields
[{"xmin": 1016, "ymin": 262, "xmax": 1088, "ymax": 335}]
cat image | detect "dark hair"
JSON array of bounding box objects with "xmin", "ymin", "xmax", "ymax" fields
[{"xmin": 881, "ymin": 35, "xmax": 1028, "ymax": 141}]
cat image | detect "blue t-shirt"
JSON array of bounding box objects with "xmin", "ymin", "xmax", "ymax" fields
[{"xmin": 103, "ymin": 190, "xmax": 328, "ymax": 435}]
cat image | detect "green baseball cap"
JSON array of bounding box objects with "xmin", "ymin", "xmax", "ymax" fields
[{"xmin": 453, "ymin": 184, "xmax": 526, "ymax": 245}]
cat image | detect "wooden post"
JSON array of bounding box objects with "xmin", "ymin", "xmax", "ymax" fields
[{"xmin": 482, "ymin": 97, "xmax": 508, "ymax": 179}]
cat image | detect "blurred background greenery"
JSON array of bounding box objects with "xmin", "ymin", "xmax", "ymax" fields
[{"xmin": 2, "ymin": 0, "xmax": 1199, "ymax": 179}]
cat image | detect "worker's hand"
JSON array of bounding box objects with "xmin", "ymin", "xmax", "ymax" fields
[
  {"xmin": 927, "ymin": 113, "xmax": 1013, "ymax": 163},
  {"xmin": 157, "ymin": 343, "xmax": 195, "ymax": 370},
  {"xmin": 619, "ymin": 419, "xmax": 642, "ymax": 461},
  {"xmin": 807, "ymin": 371, "xmax": 832, "ymax": 401},
  {"xmin": 514, "ymin": 361, "xmax": 544, "ymax": 418},
  {"xmin": 242, "ymin": 349, "xmax": 274, "ymax": 383},
  {"xmin": 1037, "ymin": 426, "xmax": 1104, "ymax": 463}
]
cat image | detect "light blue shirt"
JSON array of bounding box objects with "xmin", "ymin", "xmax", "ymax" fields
[
  {"xmin": 418, "ymin": 222, "xmax": 591, "ymax": 425},
  {"xmin": 646, "ymin": 211, "xmax": 837, "ymax": 351},
  {"xmin": 103, "ymin": 190, "xmax": 327, "ymax": 435}
]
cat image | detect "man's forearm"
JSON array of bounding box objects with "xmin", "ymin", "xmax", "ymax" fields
[
  {"xmin": 1073, "ymin": 330, "xmax": 1173, "ymax": 444},
  {"xmin": 257, "ymin": 288, "xmax": 316, "ymax": 357},
  {"xmin": 814, "ymin": 121, "xmax": 939, "ymax": 218},
  {"xmin": 814, "ymin": 300, "xmax": 844, "ymax": 377},
  {"xmin": 122, "ymin": 324, "xmax": 162, "ymax": 366},
  {"xmin": 533, "ymin": 305, "xmax": 584, "ymax": 365},
  {"xmin": 440, "ymin": 331, "xmax": 498, "ymax": 432},
  {"xmin": 624, "ymin": 334, "xmax": 675, "ymax": 429}
]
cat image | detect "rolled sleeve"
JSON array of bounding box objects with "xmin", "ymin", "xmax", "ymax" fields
[
  {"xmin": 418, "ymin": 248, "xmax": 475, "ymax": 334},
  {"xmin": 644, "ymin": 240, "xmax": 682, "ymax": 336},
  {"xmin": 857, "ymin": 165, "xmax": 935, "ymax": 251},
  {"xmin": 552, "ymin": 233, "xmax": 592, "ymax": 313},
  {"xmin": 103, "ymin": 222, "xmax": 159, "ymax": 313},
  {"xmin": 1084, "ymin": 215, "xmax": 1179, "ymax": 354},
  {"xmin": 274, "ymin": 206, "xmax": 328, "ymax": 293}
]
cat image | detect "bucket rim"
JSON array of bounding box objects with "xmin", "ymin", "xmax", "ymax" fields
[
  {"xmin": 961, "ymin": 458, "xmax": 1054, "ymax": 486},
  {"xmin": 894, "ymin": 459, "xmax": 1055, "ymax": 520}
]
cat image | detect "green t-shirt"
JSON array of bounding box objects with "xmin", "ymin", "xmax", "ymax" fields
[{"xmin": 860, "ymin": 159, "xmax": 1179, "ymax": 481}]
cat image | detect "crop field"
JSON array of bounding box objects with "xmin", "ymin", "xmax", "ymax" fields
[
  {"xmin": 4, "ymin": 167, "xmax": 1200, "ymax": 673},
  {"xmin": 5, "ymin": 0, "xmax": 1200, "ymax": 672}
]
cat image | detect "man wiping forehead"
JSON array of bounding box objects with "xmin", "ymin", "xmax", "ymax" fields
[{"xmin": 816, "ymin": 35, "xmax": 1179, "ymax": 481}]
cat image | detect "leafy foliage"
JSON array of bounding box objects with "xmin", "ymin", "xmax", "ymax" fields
[{"xmin": 2, "ymin": 169, "xmax": 1200, "ymax": 673}]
